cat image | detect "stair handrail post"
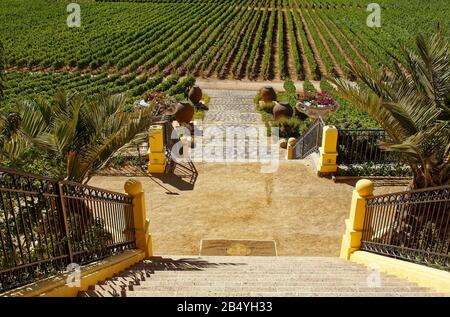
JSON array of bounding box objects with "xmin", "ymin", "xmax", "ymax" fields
[
  {"xmin": 124, "ymin": 179, "xmax": 153, "ymax": 257},
  {"xmin": 56, "ymin": 181, "xmax": 74, "ymax": 264},
  {"xmin": 340, "ymin": 179, "xmax": 374, "ymax": 260},
  {"xmin": 317, "ymin": 125, "xmax": 338, "ymax": 175}
]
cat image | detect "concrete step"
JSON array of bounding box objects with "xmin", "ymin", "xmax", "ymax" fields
[
  {"xmin": 132, "ymin": 285, "xmax": 429, "ymax": 293},
  {"xmin": 125, "ymin": 290, "xmax": 442, "ymax": 297},
  {"xmin": 79, "ymin": 288, "xmax": 442, "ymax": 298},
  {"xmin": 136, "ymin": 272, "xmax": 393, "ymax": 278},
  {"xmin": 143, "ymin": 256, "xmax": 356, "ymax": 262},
  {"xmin": 130, "ymin": 280, "xmax": 418, "ymax": 287},
  {"xmin": 135, "ymin": 265, "xmax": 371, "ymax": 270}
]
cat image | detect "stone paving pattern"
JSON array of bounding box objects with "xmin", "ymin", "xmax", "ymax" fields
[{"xmin": 199, "ymin": 89, "xmax": 275, "ymax": 161}]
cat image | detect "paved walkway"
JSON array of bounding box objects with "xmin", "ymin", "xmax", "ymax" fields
[
  {"xmin": 198, "ymin": 89, "xmax": 273, "ymax": 162},
  {"xmin": 90, "ymin": 162, "xmax": 404, "ymax": 256},
  {"xmin": 203, "ymin": 89, "xmax": 262, "ymax": 125}
]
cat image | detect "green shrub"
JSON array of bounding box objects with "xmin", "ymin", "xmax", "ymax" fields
[
  {"xmin": 257, "ymin": 101, "xmax": 275, "ymax": 114},
  {"xmin": 320, "ymin": 79, "xmax": 334, "ymax": 92},
  {"xmin": 319, "ymin": 79, "xmax": 379, "ymax": 129},
  {"xmin": 253, "ymin": 92, "xmax": 261, "ymax": 106},
  {"xmin": 303, "ymin": 80, "xmax": 316, "ymax": 93},
  {"xmin": 335, "ymin": 162, "xmax": 412, "ymax": 177},
  {"xmin": 271, "ymin": 117, "xmax": 305, "ymax": 139},
  {"xmin": 283, "ymin": 79, "xmax": 296, "ymax": 94},
  {"xmin": 283, "ymin": 79, "xmax": 297, "ymax": 112}
]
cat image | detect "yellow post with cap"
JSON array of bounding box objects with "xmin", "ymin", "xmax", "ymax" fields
[
  {"xmin": 148, "ymin": 125, "xmax": 166, "ymax": 174},
  {"xmin": 317, "ymin": 125, "xmax": 338, "ymax": 174},
  {"xmin": 286, "ymin": 137, "xmax": 297, "ymax": 160},
  {"xmin": 124, "ymin": 179, "xmax": 153, "ymax": 257},
  {"xmin": 340, "ymin": 179, "xmax": 374, "ymax": 260}
]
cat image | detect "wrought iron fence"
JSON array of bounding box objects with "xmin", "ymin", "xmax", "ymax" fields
[
  {"xmin": 361, "ymin": 185, "xmax": 449, "ymax": 271},
  {"xmin": 337, "ymin": 129, "xmax": 400, "ymax": 165},
  {"xmin": 292, "ymin": 117, "xmax": 324, "ymax": 159},
  {"xmin": 0, "ymin": 166, "xmax": 135, "ymax": 292}
]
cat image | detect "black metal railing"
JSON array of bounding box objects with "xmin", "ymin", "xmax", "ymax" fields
[
  {"xmin": 162, "ymin": 120, "xmax": 176, "ymax": 165},
  {"xmin": 0, "ymin": 166, "xmax": 135, "ymax": 292},
  {"xmin": 292, "ymin": 117, "xmax": 324, "ymax": 159},
  {"xmin": 361, "ymin": 185, "xmax": 450, "ymax": 271},
  {"xmin": 337, "ymin": 129, "xmax": 400, "ymax": 165}
]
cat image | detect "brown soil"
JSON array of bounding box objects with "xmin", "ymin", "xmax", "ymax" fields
[
  {"xmin": 195, "ymin": 78, "xmax": 316, "ymax": 92},
  {"xmin": 304, "ymin": 9, "xmax": 344, "ymax": 77},
  {"xmin": 325, "ymin": 15, "xmax": 369, "ymax": 67},
  {"xmin": 219, "ymin": 7, "xmax": 259, "ymax": 79},
  {"xmin": 89, "ymin": 162, "xmax": 405, "ymax": 256},
  {"xmin": 287, "ymin": 7, "xmax": 311, "ymax": 80},
  {"xmin": 233, "ymin": 9, "xmax": 262, "ymax": 79},
  {"xmin": 282, "ymin": 10, "xmax": 296, "ymax": 79},
  {"xmin": 265, "ymin": 10, "xmax": 278, "ymax": 81},
  {"xmin": 315, "ymin": 11, "xmax": 354, "ymax": 70},
  {"xmin": 248, "ymin": 9, "xmax": 270, "ymax": 80},
  {"xmin": 294, "ymin": 4, "xmax": 328, "ymax": 77},
  {"xmin": 204, "ymin": 8, "xmax": 253, "ymax": 78},
  {"xmin": 178, "ymin": 8, "xmax": 241, "ymax": 76}
]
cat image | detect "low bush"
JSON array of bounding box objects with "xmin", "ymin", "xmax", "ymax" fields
[
  {"xmin": 320, "ymin": 79, "xmax": 379, "ymax": 129},
  {"xmin": 271, "ymin": 117, "xmax": 305, "ymax": 139},
  {"xmin": 303, "ymin": 80, "xmax": 316, "ymax": 93},
  {"xmin": 257, "ymin": 101, "xmax": 275, "ymax": 114},
  {"xmin": 335, "ymin": 162, "xmax": 412, "ymax": 177}
]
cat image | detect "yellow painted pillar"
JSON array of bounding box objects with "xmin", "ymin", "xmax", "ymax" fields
[
  {"xmin": 317, "ymin": 125, "xmax": 338, "ymax": 174},
  {"xmin": 148, "ymin": 125, "xmax": 166, "ymax": 174},
  {"xmin": 286, "ymin": 137, "xmax": 297, "ymax": 160},
  {"xmin": 124, "ymin": 179, "xmax": 153, "ymax": 257},
  {"xmin": 340, "ymin": 179, "xmax": 374, "ymax": 260}
]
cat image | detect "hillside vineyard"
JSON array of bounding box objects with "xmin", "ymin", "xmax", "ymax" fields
[{"xmin": 2, "ymin": 0, "xmax": 448, "ymax": 79}]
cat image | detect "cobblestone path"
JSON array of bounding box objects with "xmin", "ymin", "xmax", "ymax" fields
[
  {"xmin": 203, "ymin": 89, "xmax": 263, "ymax": 126},
  {"xmin": 197, "ymin": 89, "xmax": 276, "ymax": 162}
]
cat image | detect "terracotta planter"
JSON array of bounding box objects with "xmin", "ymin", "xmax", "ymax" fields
[
  {"xmin": 295, "ymin": 92, "xmax": 339, "ymax": 119},
  {"xmin": 188, "ymin": 85, "xmax": 202, "ymax": 104},
  {"xmin": 175, "ymin": 102, "xmax": 194, "ymax": 124},
  {"xmin": 260, "ymin": 86, "xmax": 277, "ymax": 103},
  {"xmin": 273, "ymin": 102, "xmax": 293, "ymax": 120}
]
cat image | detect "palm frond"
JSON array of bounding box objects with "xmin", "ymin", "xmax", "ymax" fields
[{"xmin": 333, "ymin": 31, "xmax": 450, "ymax": 188}]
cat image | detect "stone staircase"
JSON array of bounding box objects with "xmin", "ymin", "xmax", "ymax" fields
[{"xmin": 78, "ymin": 256, "xmax": 444, "ymax": 297}]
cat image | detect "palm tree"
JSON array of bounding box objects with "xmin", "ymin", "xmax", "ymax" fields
[
  {"xmin": 1, "ymin": 91, "xmax": 155, "ymax": 183},
  {"xmin": 332, "ymin": 32, "xmax": 449, "ymax": 189}
]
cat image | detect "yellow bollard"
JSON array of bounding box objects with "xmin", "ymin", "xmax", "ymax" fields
[
  {"xmin": 124, "ymin": 179, "xmax": 153, "ymax": 257},
  {"xmin": 286, "ymin": 137, "xmax": 297, "ymax": 160},
  {"xmin": 340, "ymin": 179, "xmax": 374, "ymax": 260},
  {"xmin": 317, "ymin": 125, "xmax": 338, "ymax": 174},
  {"xmin": 148, "ymin": 125, "xmax": 166, "ymax": 173}
]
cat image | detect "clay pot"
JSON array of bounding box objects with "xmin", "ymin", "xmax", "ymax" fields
[
  {"xmin": 260, "ymin": 86, "xmax": 277, "ymax": 103},
  {"xmin": 273, "ymin": 102, "xmax": 293, "ymax": 120},
  {"xmin": 175, "ymin": 102, "xmax": 194, "ymax": 124},
  {"xmin": 188, "ymin": 85, "xmax": 203, "ymax": 104}
]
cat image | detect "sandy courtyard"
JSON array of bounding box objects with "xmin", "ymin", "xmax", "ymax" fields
[{"xmin": 89, "ymin": 161, "xmax": 405, "ymax": 257}]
